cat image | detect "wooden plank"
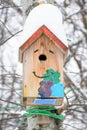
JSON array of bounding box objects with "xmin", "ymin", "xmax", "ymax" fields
[{"xmin": 23, "ymin": 97, "xmax": 63, "ymax": 106}]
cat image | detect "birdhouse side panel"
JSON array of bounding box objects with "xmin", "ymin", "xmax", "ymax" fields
[
  {"xmin": 54, "ymin": 44, "xmax": 65, "ymax": 83},
  {"xmin": 23, "ymin": 44, "xmax": 40, "ymax": 98}
]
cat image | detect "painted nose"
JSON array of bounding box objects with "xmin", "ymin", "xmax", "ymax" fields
[{"xmin": 39, "ymin": 54, "xmax": 47, "ymax": 61}]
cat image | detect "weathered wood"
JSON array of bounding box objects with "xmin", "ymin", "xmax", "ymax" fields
[
  {"xmin": 21, "ymin": 34, "xmax": 64, "ymax": 106},
  {"xmin": 23, "ymin": 97, "xmax": 63, "ymax": 106}
]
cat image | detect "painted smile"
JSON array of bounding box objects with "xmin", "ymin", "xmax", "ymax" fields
[{"xmin": 32, "ymin": 71, "xmax": 54, "ymax": 78}]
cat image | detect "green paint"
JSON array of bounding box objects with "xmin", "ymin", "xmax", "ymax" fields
[{"xmin": 43, "ymin": 69, "xmax": 60, "ymax": 84}]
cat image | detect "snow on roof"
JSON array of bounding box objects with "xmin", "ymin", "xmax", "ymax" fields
[{"xmin": 21, "ymin": 4, "xmax": 68, "ymax": 47}]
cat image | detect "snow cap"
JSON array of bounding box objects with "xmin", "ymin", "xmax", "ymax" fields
[{"xmin": 21, "ymin": 4, "xmax": 68, "ymax": 47}]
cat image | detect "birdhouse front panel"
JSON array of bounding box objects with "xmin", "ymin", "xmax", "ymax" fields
[{"xmin": 22, "ymin": 33, "xmax": 65, "ymax": 106}]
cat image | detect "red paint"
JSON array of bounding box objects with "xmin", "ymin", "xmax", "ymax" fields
[
  {"xmin": 42, "ymin": 26, "xmax": 68, "ymax": 51},
  {"xmin": 20, "ymin": 28, "xmax": 43, "ymax": 51},
  {"xmin": 19, "ymin": 25, "xmax": 68, "ymax": 62}
]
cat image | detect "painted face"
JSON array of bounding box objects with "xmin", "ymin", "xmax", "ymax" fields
[
  {"xmin": 33, "ymin": 36, "xmax": 58, "ymax": 78},
  {"xmin": 32, "ymin": 40, "xmax": 62, "ymax": 98},
  {"xmin": 33, "ymin": 49, "xmax": 54, "ymax": 78}
]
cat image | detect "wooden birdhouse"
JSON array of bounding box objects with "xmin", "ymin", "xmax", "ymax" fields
[{"xmin": 19, "ymin": 3, "xmax": 68, "ymax": 106}]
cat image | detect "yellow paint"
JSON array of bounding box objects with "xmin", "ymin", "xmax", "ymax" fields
[{"xmin": 23, "ymin": 85, "xmax": 27, "ymax": 97}]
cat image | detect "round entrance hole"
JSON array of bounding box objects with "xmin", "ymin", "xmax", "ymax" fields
[{"xmin": 39, "ymin": 54, "xmax": 47, "ymax": 61}]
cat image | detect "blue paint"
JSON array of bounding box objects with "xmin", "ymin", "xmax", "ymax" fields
[
  {"xmin": 34, "ymin": 99, "xmax": 56, "ymax": 105},
  {"xmin": 51, "ymin": 83, "xmax": 64, "ymax": 97},
  {"xmin": 39, "ymin": 93, "xmax": 45, "ymax": 98}
]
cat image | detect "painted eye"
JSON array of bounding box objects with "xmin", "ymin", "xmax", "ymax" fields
[
  {"xmin": 34, "ymin": 49, "xmax": 39, "ymax": 53},
  {"xmin": 49, "ymin": 50, "xmax": 54, "ymax": 54}
]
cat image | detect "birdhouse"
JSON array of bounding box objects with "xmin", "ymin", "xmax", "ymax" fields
[{"xmin": 19, "ymin": 4, "xmax": 68, "ymax": 106}]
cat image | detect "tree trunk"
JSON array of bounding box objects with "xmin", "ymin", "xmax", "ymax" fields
[
  {"xmin": 21, "ymin": 0, "xmax": 63, "ymax": 130},
  {"xmin": 27, "ymin": 117, "xmax": 63, "ymax": 130}
]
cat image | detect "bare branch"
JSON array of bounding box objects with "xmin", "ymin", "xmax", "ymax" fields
[
  {"xmin": 65, "ymin": 8, "xmax": 87, "ymax": 20},
  {"xmin": 0, "ymin": 98, "xmax": 24, "ymax": 107},
  {"xmin": 0, "ymin": 29, "xmax": 23, "ymax": 45}
]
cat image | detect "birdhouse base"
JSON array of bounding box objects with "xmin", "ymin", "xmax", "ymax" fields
[{"xmin": 23, "ymin": 97, "xmax": 63, "ymax": 106}]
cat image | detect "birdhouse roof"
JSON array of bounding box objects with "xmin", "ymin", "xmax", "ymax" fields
[
  {"xmin": 19, "ymin": 25, "xmax": 68, "ymax": 62},
  {"xmin": 21, "ymin": 4, "xmax": 68, "ymax": 47}
]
